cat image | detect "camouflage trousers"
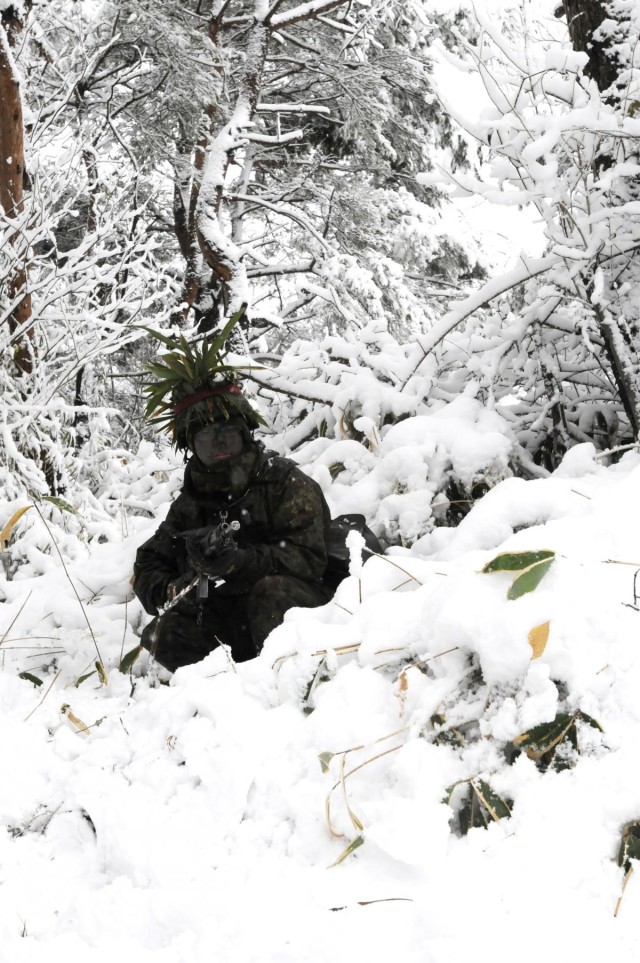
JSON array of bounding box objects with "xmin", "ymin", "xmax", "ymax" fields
[{"xmin": 140, "ymin": 574, "xmax": 332, "ymax": 673}]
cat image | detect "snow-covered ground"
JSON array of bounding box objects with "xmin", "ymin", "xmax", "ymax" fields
[{"xmin": 3, "ymin": 439, "xmax": 640, "ymax": 962}]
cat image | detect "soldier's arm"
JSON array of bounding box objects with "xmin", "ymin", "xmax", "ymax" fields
[{"xmin": 132, "ymin": 500, "xmax": 188, "ymax": 615}]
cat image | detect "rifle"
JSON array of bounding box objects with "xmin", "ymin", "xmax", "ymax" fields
[
  {"xmin": 179, "ymin": 512, "xmax": 241, "ymax": 608},
  {"xmin": 147, "ymin": 513, "xmax": 241, "ymax": 668}
]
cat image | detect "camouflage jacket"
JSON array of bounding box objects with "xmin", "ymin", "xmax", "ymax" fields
[{"xmin": 133, "ymin": 447, "xmax": 330, "ymax": 615}]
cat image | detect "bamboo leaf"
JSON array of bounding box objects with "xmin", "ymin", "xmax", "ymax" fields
[
  {"xmin": 119, "ymin": 644, "xmax": 142, "ymax": 674},
  {"xmin": 528, "ymin": 621, "xmax": 550, "ymax": 659},
  {"xmin": 18, "ymin": 671, "xmax": 42, "ymax": 687},
  {"xmin": 42, "ymin": 496, "xmax": 79, "ymax": 516},
  {"xmin": 95, "ymin": 660, "xmax": 108, "ymax": 686},
  {"xmin": 482, "ymin": 550, "xmax": 555, "ymax": 573},
  {"xmin": 513, "ymin": 712, "xmax": 578, "ymax": 760},
  {"xmin": 471, "ymin": 779, "xmax": 512, "ymax": 822},
  {"xmin": 1, "ymin": 506, "xmax": 32, "ymax": 548},
  {"xmin": 448, "ymin": 778, "xmax": 512, "ymax": 835},
  {"xmin": 328, "ymin": 835, "xmax": 364, "ymax": 868},
  {"xmin": 618, "ymin": 821, "xmax": 640, "ymax": 872},
  {"xmin": 578, "ymin": 710, "xmax": 603, "ymax": 732},
  {"xmin": 508, "ymin": 558, "xmax": 554, "ymax": 600},
  {"xmin": 74, "ymin": 670, "xmax": 97, "ymax": 688}
]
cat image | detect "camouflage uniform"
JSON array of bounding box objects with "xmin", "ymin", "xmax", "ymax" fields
[{"xmin": 133, "ymin": 444, "xmax": 332, "ymax": 671}]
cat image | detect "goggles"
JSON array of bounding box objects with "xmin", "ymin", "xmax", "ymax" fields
[{"xmin": 190, "ymin": 423, "xmax": 245, "ymax": 465}]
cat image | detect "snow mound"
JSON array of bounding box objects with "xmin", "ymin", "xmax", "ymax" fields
[{"xmin": 2, "ymin": 446, "xmax": 640, "ymax": 960}]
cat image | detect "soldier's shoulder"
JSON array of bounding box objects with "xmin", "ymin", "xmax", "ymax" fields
[
  {"xmin": 257, "ymin": 448, "xmax": 294, "ymax": 476},
  {"xmin": 258, "ymin": 449, "xmax": 318, "ymax": 486}
]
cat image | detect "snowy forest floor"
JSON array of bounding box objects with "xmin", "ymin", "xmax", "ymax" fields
[{"xmin": 2, "ymin": 441, "xmax": 640, "ymax": 962}]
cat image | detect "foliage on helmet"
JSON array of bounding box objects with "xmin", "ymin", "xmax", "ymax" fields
[{"xmin": 142, "ymin": 307, "xmax": 264, "ymax": 447}]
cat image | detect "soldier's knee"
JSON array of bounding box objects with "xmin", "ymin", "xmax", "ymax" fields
[{"xmin": 250, "ymin": 575, "xmax": 290, "ymax": 604}]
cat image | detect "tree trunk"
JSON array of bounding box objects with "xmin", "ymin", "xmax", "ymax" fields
[
  {"xmin": 0, "ymin": 11, "xmax": 33, "ymax": 374},
  {"xmin": 563, "ymin": 0, "xmax": 620, "ymax": 94},
  {"xmin": 561, "ymin": 0, "xmax": 640, "ymax": 437}
]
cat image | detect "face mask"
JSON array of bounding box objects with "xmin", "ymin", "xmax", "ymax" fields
[{"xmin": 190, "ymin": 423, "xmax": 244, "ymax": 466}]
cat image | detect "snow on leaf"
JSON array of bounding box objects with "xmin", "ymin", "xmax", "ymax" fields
[
  {"xmin": 513, "ymin": 712, "xmax": 584, "ymax": 762},
  {"xmin": 449, "ymin": 778, "xmax": 512, "ymax": 836}
]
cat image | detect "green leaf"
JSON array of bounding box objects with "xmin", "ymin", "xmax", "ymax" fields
[
  {"xmin": 482, "ymin": 550, "xmax": 555, "ymax": 574},
  {"xmin": 443, "ymin": 782, "xmax": 458, "ymax": 806},
  {"xmin": 328, "ymin": 835, "xmax": 364, "ymax": 867},
  {"xmin": 449, "ymin": 778, "xmax": 512, "ymax": 835},
  {"xmin": 578, "ymin": 710, "xmax": 603, "ymax": 732},
  {"xmin": 18, "ymin": 671, "xmax": 42, "ymax": 687},
  {"xmin": 137, "ymin": 324, "xmax": 180, "ymax": 348},
  {"xmin": 472, "ymin": 779, "xmax": 512, "ymax": 822},
  {"xmin": 42, "ymin": 495, "xmax": 79, "ymax": 516},
  {"xmin": 513, "ymin": 712, "xmax": 578, "ymax": 760},
  {"xmin": 319, "ymin": 751, "xmax": 335, "ymax": 774},
  {"xmin": 618, "ymin": 821, "xmax": 640, "ymax": 871},
  {"xmin": 119, "ymin": 645, "xmax": 142, "ymax": 674},
  {"xmin": 208, "ymin": 303, "xmax": 247, "ymax": 358},
  {"xmin": 74, "ymin": 670, "xmax": 97, "ymax": 688},
  {"xmin": 507, "ymin": 557, "xmax": 555, "ymax": 600}
]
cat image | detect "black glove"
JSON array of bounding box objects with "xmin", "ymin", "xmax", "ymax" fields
[
  {"xmin": 165, "ymin": 571, "xmax": 196, "ymax": 605},
  {"xmin": 186, "ymin": 544, "xmax": 247, "ymax": 580}
]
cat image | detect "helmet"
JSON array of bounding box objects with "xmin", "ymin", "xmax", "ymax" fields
[
  {"xmin": 173, "ymin": 381, "xmax": 261, "ymax": 450},
  {"xmin": 143, "ymin": 319, "xmax": 264, "ymax": 449}
]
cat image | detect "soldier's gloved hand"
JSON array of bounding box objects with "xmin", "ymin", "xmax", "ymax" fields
[
  {"xmin": 186, "ymin": 544, "xmax": 247, "ymax": 579},
  {"xmin": 165, "ymin": 571, "xmax": 196, "ymax": 604},
  {"xmin": 183, "ymin": 527, "xmax": 217, "ymax": 562}
]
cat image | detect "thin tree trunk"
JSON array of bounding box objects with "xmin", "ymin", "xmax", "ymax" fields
[
  {"xmin": 561, "ymin": 0, "xmax": 640, "ymax": 436},
  {"xmin": 563, "ymin": 0, "xmax": 620, "ymax": 94},
  {"xmin": 0, "ymin": 13, "xmax": 33, "ymax": 374}
]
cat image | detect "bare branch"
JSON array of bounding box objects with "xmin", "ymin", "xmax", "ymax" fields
[{"xmin": 270, "ymin": 0, "xmax": 350, "ymax": 31}]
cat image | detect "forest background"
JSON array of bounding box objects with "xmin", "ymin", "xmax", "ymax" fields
[{"xmin": 4, "ymin": 1, "xmax": 640, "ymax": 960}]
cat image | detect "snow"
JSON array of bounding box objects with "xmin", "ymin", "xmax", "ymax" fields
[{"xmin": 3, "ymin": 436, "xmax": 640, "ymax": 960}]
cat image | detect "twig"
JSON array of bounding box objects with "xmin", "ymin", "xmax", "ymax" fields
[
  {"xmin": 615, "ymin": 865, "xmax": 633, "ymax": 917},
  {"xmin": 363, "ymin": 548, "xmax": 426, "ymax": 585},
  {"xmin": 0, "ymin": 591, "xmax": 33, "ymax": 646},
  {"xmin": 329, "ymin": 897, "xmax": 414, "ymax": 912},
  {"xmin": 595, "ymin": 442, "xmax": 640, "ymax": 460},
  {"xmin": 120, "ymin": 595, "xmax": 128, "ymax": 664},
  {"xmin": 326, "ymin": 744, "xmax": 404, "ymax": 834},
  {"xmin": 24, "ymin": 669, "xmax": 61, "ymax": 722}
]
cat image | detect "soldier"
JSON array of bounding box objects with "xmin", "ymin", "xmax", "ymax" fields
[{"xmin": 133, "ymin": 353, "xmax": 332, "ymax": 672}]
